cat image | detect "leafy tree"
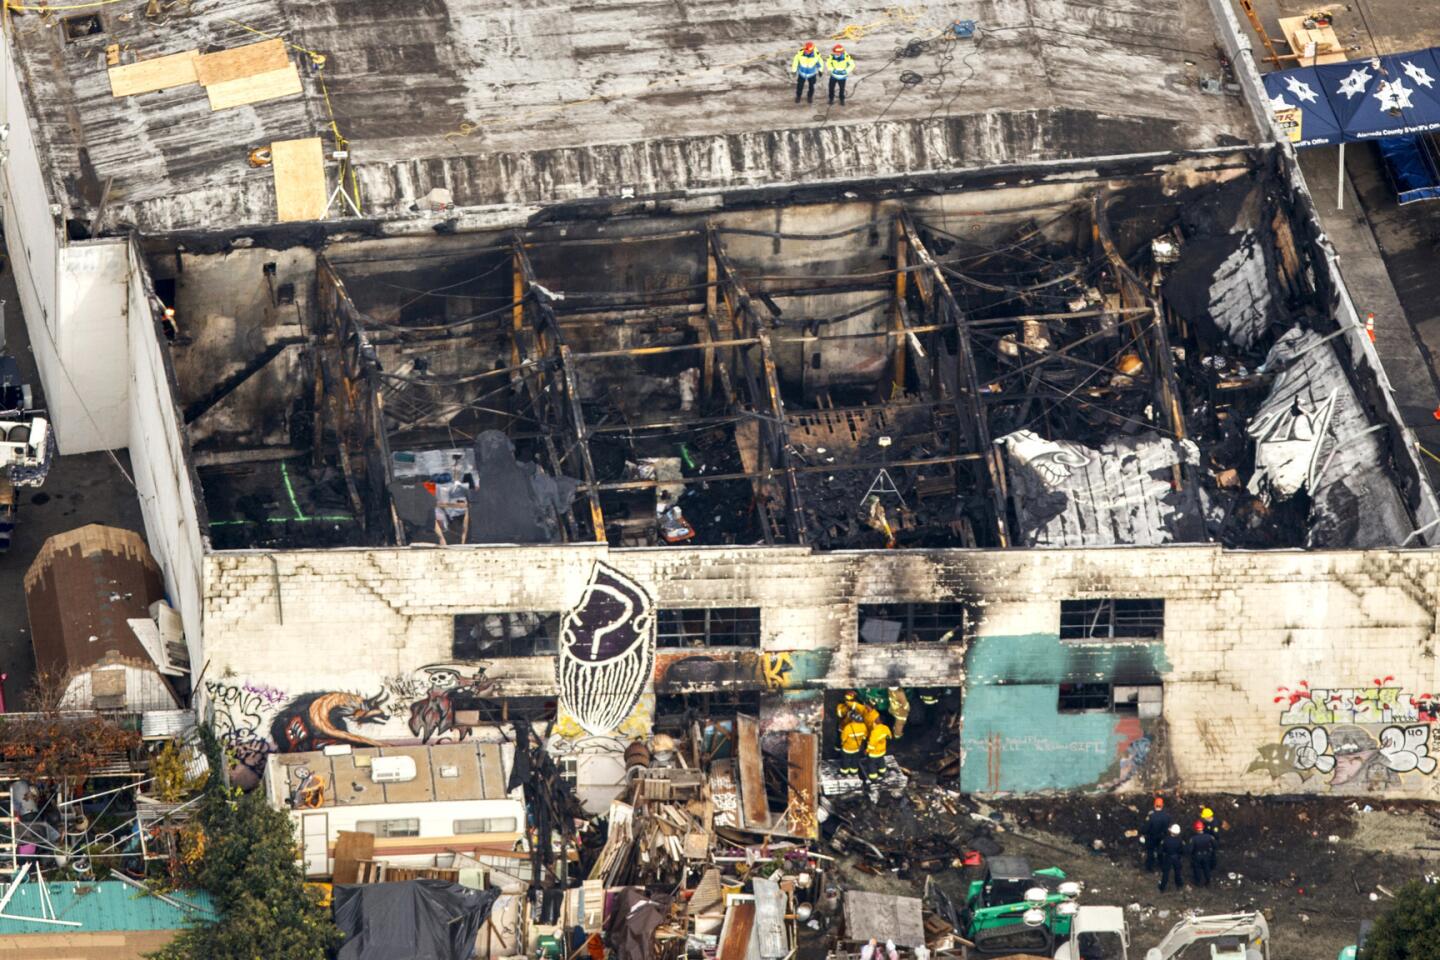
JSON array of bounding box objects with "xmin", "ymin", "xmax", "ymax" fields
[
  {"xmin": 148, "ymin": 727, "xmax": 340, "ymax": 960},
  {"xmin": 0, "ymin": 671, "xmax": 141, "ymax": 796},
  {"xmin": 1360, "ymin": 880, "xmax": 1440, "ymax": 960}
]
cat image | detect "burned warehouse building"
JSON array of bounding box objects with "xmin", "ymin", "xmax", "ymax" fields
[{"xmin": 2, "ymin": 0, "xmax": 1440, "ymax": 893}]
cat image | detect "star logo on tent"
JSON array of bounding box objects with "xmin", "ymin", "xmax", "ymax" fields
[
  {"xmin": 1376, "ymin": 78, "xmax": 1415, "ymax": 112},
  {"xmin": 1285, "ymin": 75, "xmax": 1319, "ymax": 104},
  {"xmin": 1336, "ymin": 67, "xmax": 1372, "ymax": 99},
  {"xmin": 1403, "ymin": 60, "xmax": 1435, "ymax": 88}
]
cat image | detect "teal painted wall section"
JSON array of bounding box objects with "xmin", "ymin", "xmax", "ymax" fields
[
  {"xmin": 960, "ymin": 633, "xmax": 1169, "ymax": 793},
  {"xmin": 0, "ymin": 881, "xmax": 216, "ymax": 934}
]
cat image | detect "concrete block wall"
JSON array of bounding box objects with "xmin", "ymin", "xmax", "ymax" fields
[{"xmin": 201, "ymin": 541, "xmax": 1440, "ymax": 798}]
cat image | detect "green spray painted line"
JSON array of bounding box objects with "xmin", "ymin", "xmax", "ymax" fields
[
  {"xmin": 209, "ymin": 516, "xmax": 354, "ymax": 527},
  {"xmin": 280, "ymin": 461, "xmax": 307, "ymax": 521}
]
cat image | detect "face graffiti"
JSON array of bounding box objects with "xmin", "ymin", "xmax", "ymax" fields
[
  {"xmin": 556, "ymin": 563, "xmax": 656, "ymax": 736},
  {"xmin": 1257, "ymin": 679, "xmax": 1440, "ymax": 793}
]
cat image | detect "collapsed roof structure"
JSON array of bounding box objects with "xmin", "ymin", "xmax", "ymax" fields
[{"xmin": 161, "ymin": 152, "xmax": 1430, "ymax": 553}]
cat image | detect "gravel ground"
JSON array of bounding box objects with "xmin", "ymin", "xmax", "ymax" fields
[{"xmin": 813, "ymin": 787, "xmax": 1438, "ymax": 958}]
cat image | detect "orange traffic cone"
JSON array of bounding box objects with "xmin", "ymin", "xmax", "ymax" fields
[{"xmin": 1366, "ymin": 313, "xmax": 1376, "ymax": 342}]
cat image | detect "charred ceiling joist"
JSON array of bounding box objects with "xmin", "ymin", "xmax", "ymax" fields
[{"xmin": 187, "ymin": 158, "xmax": 1426, "ymax": 552}]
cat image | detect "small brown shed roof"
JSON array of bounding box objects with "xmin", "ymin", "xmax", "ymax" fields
[{"xmin": 24, "ymin": 525, "xmax": 164, "ymax": 678}]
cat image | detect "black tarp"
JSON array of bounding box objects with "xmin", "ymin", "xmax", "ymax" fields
[
  {"xmin": 465, "ymin": 430, "xmax": 578, "ymax": 544},
  {"xmin": 333, "ymin": 880, "xmax": 499, "ymax": 960},
  {"xmin": 603, "ymin": 887, "xmax": 669, "ymax": 960}
]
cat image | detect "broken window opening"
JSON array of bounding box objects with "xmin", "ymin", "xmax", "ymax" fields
[
  {"xmin": 656, "ymin": 607, "xmax": 761, "ymax": 648},
  {"xmin": 353, "ymin": 818, "xmax": 420, "ymax": 838},
  {"xmin": 453, "ymin": 611, "xmax": 562, "ymax": 658},
  {"xmin": 1058, "ymin": 682, "xmax": 1162, "ymax": 715},
  {"xmin": 654, "ymin": 691, "xmax": 761, "ymax": 734},
  {"xmin": 1059, "ymin": 598, "xmax": 1164, "ymax": 641},
  {"xmin": 858, "ymin": 603, "xmax": 971, "ymax": 644}
]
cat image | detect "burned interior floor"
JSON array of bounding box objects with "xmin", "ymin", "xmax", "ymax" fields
[{"xmin": 156, "ymin": 149, "xmax": 1430, "ymax": 554}]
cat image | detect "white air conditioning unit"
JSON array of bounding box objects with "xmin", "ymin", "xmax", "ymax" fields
[{"xmin": 370, "ymin": 756, "xmax": 417, "ymax": 783}]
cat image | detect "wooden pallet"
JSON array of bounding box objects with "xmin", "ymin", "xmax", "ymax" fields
[{"xmin": 353, "ymin": 860, "xmax": 461, "ymax": 885}]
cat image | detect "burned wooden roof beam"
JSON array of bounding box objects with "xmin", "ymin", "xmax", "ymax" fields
[
  {"xmin": 511, "ymin": 235, "xmax": 607, "ymax": 543},
  {"xmin": 899, "ymin": 212, "xmax": 1013, "ymax": 548},
  {"xmin": 707, "ymin": 224, "xmax": 809, "ymax": 547}
]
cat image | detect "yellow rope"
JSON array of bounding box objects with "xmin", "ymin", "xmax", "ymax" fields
[
  {"xmin": 5, "ymin": 0, "xmax": 129, "ymax": 12},
  {"xmin": 220, "ymin": 17, "xmax": 361, "ymax": 212},
  {"xmin": 1418, "ymin": 443, "xmax": 1440, "ymax": 467}
]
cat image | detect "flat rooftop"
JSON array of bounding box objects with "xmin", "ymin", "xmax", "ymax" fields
[
  {"xmin": 12, "ymin": 0, "xmax": 1257, "ymax": 234},
  {"xmin": 267, "ymin": 741, "xmax": 514, "ymax": 809}
]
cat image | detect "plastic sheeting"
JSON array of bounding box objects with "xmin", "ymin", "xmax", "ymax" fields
[
  {"xmin": 1262, "ymin": 48, "xmax": 1440, "ymax": 146},
  {"xmin": 1377, "ymin": 136, "xmax": 1440, "ymax": 204},
  {"xmin": 333, "ymin": 879, "xmax": 500, "ymax": 960}
]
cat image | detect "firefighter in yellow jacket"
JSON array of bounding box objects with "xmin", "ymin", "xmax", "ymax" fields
[
  {"xmin": 838, "ymin": 717, "xmax": 868, "ymax": 776},
  {"xmin": 827, "ymin": 44, "xmax": 855, "ymax": 105},
  {"xmin": 791, "ymin": 42, "xmax": 824, "ymax": 104},
  {"xmin": 864, "ymin": 720, "xmax": 892, "ymax": 783}
]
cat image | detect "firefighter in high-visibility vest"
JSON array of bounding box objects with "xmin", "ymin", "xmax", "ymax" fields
[
  {"xmin": 790, "ymin": 42, "xmax": 824, "ymax": 104},
  {"xmin": 864, "ymin": 720, "xmax": 892, "ymax": 783},
  {"xmin": 839, "ymin": 717, "xmax": 867, "ymax": 776},
  {"xmin": 836, "ymin": 690, "xmax": 865, "ymax": 724},
  {"xmin": 887, "ymin": 687, "xmax": 910, "ymax": 739}
]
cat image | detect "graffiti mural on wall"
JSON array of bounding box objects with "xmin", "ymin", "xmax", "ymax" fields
[
  {"xmin": 653, "ymin": 649, "xmax": 833, "ymax": 693},
  {"xmin": 387, "ymin": 663, "xmax": 497, "ymax": 744},
  {"xmin": 1254, "ymin": 678, "xmax": 1440, "ymax": 793},
  {"xmin": 206, "ymin": 679, "xmax": 289, "ymax": 787},
  {"xmin": 207, "ymin": 662, "xmax": 502, "ymax": 785},
  {"xmin": 271, "ymin": 691, "xmax": 390, "ymax": 751},
  {"xmin": 556, "ymin": 563, "xmax": 656, "ymax": 736}
]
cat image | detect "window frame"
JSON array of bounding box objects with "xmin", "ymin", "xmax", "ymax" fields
[
  {"xmin": 857, "ymin": 603, "xmax": 971, "ymax": 645},
  {"xmin": 655, "ymin": 607, "xmax": 762, "ymax": 649},
  {"xmin": 453, "ymin": 817, "xmax": 519, "ymax": 834},
  {"xmin": 1058, "ymin": 598, "xmax": 1165, "ymax": 642},
  {"xmin": 452, "ymin": 611, "xmax": 563, "ymax": 659},
  {"xmin": 1057, "ymin": 682, "xmax": 1163, "ymax": 715},
  {"xmin": 353, "ymin": 818, "xmax": 421, "ymax": 838}
]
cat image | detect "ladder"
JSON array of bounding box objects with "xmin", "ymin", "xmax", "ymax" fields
[
  {"xmin": 1236, "ymin": 0, "xmax": 1284, "ymax": 65},
  {"xmin": 0, "ymin": 790, "xmax": 18, "ymax": 877}
]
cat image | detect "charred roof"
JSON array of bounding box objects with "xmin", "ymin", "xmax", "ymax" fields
[
  {"xmin": 10, "ymin": 0, "xmax": 1256, "ymax": 235},
  {"xmin": 158, "ymin": 151, "xmax": 1437, "ymax": 552}
]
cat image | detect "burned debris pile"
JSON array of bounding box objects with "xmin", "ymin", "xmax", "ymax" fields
[{"xmin": 176, "ymin": 163, "xmax": 1421, "ymax": 554}]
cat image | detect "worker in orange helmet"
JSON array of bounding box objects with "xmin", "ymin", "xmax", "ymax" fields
[
  {"xmin": 790, "ymin": 41, "xmax": 824, "ymax": 104},
  {"xmin": 827, "ymin": 44, "xmax": 855, "ymax": 105},
  {"xmin": 1140, "ymin": 796, "xmax": 1172, "ymax": 873}
]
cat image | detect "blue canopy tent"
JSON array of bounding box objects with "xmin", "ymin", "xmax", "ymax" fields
[{"xmin": 1263, "ymin": 49, "xmax": 1440, "ymax": 206}]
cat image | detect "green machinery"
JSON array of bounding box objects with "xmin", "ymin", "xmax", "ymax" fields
[{"xmin": 962, "ymin": 856, "xmax": 1082, "ymax": 955}]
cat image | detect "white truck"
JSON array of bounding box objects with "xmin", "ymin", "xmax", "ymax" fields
[{"xmin": 1053, "ymin": 909, "xmax": 1269, "ymax": 960}]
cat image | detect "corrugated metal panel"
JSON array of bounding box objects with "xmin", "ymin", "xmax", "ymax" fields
[
  {"xmin": 141, "ymin": 709, "xmax": 197, "ymax": 739},
  {"xmin": 0, "ymin": 881, "xmax": 215, "ymax": 933}
]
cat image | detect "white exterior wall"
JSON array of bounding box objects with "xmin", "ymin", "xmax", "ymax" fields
[
  {"xmin": 59, "ymin": 663, "xmax": 179, "ymax": 713},
  {"xmin": 127, "ymin": 239, "xmax": 206, "ymax": 664},
  {"xmin": 202, "ymin": 544, "xmax": 1440, "ymax": 797},
  {"xmin": 53, "ymin": 242, "xmax": 130, "ymax": 447},
  {"xmin": 0, "ymin": 36, "xmax": 128, "ymax": 452}
]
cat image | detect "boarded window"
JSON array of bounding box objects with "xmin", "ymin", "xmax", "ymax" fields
[
  {"xmin": 453, "ymin": 612, "xmax": 562, "ymax": 658},
  {"xmin": 353, "ymin": 818, "xmax": 420, "ymax": 838},
  {"xmin": 453, "ymin": 817, "xmax": 519, "ymax": 834},
  {"xmin": 1059, "ymin": 683, "xmax": 1163, "ymax": 715},
  {"xmin": 858, "ymin": 603, "xmax": 970, "ymax": 644},
  {"xmin": 1059, "ymin": 599, "xmax": 1164, "ymax": 641},
  {"xmin": 656, "ymin": 608, "xmax": 761, "ymax": 648}
]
